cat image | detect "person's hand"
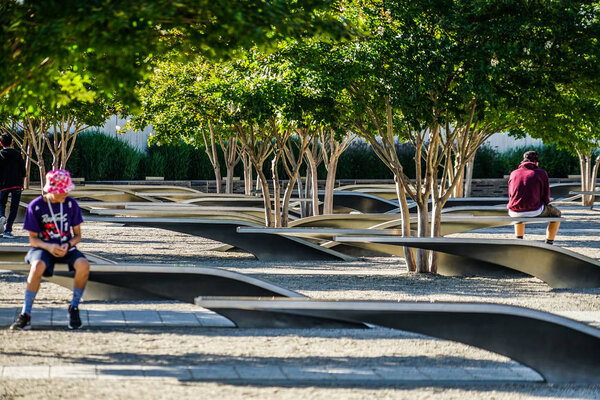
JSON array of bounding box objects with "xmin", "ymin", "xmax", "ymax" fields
[{"xmin": 49, "ymin": 243, "xmax": 68, "ymax": 257}]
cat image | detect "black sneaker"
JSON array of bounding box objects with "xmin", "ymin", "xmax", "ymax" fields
[
  {"xmin": 10, "ymin": 313, "xmax": 31, "ymax": 330},
  {"xmin": 68, "ymin": 306, "xmax": 82, "ymax": 330}
]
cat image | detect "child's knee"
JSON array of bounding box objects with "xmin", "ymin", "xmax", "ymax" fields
[{"xmin": 29, "ymin": 260, "xmax": 46, "ymax": 278}]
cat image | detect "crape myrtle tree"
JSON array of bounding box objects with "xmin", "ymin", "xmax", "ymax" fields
[
  {"xmin": 0, "ymin": 0, "xmax": 349, "ymax": 113},
  {"xmin": 517, "ymin": 92, "xmax": 600, "ymax": 206},
  {"xmin": 0, "ymin": 93, "xmax": 110, "ymax": 189},
  {"xmin": 306, "ymin": 0, "xmax": 600, "ymax": 273},
  {"xmin": 127, "ymin": 59, "xmax": 243, "ymax": 194}
]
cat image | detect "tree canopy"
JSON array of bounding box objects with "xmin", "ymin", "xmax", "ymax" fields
[{"xmin": 0, "ymin": 0, "xmax": 349, "ymax": 113}]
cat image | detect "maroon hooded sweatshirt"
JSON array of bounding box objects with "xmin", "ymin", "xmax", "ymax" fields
[{"xmin": 507, "ymin": 161, "xmax": 550, "ymax": 212}]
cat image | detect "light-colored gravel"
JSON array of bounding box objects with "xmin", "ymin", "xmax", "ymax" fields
[{"xmin": 0, "ymin": 206, "xmax": 599, "ymax": 399}]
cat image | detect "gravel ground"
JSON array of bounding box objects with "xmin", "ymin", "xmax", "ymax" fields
[{"xmin": 0, "ymin": 206, "xmax": 599, "ymax": 399}]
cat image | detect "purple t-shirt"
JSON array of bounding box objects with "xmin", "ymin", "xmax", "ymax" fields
[{"xmin": 23, "ymin": 195, "xmax": 83, "ymax": 246}]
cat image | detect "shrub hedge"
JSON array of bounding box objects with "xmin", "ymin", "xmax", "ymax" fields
[{"xmin": 53, "ymin": 130, "xmax": 581, "ymax": 181}]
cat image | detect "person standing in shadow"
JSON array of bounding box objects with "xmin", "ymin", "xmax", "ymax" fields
[{"xmin": 0, "ymin": 133, "xmax": 26, "ymax": 238}]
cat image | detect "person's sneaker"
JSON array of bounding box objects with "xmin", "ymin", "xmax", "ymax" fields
[
  {"xmin": 68, "ymin": 306, "xmax": 82, "ymax": 330},
  {"xmin": 0, "ymin": 216, "xmax": 6, "ymax": 235},
  {"xmin": 10, "ymin": 313, "xmax": 31, "ymax": 330},
  {"xmin": 2, "ymin": 232, "xmax": 15, "ymax": 239}
]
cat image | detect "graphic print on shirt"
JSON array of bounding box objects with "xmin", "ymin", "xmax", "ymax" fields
[{"xmin": 39, "ymin": 212, "xmax": 69, "ymax": 242}]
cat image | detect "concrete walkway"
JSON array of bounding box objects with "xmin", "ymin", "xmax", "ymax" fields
[
  {"xmin": 2, "ymin": 306, "xmax": 598, "ymax": 384},
  {"xmin": 0, "ymin": 306, "xmax": 235, "ymax": 328},
  {"xmin": 0, "ymin": 363, "xmax": 543, "ymax": 383}
]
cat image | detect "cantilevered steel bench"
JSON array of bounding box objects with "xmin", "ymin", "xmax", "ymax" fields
[
  {"xmin": 194, "ymin": 297, "xmax": 600, "ymax": 384},
  {"xmin": 334, "ymin": 236, "xmax": 600, "ymax": 288},
  {"xmin": 569, "ymin": 191, "xmax": 600, "ymax": 209},
  {"xmin": 87, "ymin": 216, "xmax": 354, "ymax": 262},
  {"xmin": 0, "ymin": 245, "xmax": 114, "ymax": 264},
  {"xmin": 238, "ymin": 216, "xmax": 564, "ymax": 257},
  {"xmin": 1, "ymin": 262, "xmax": 303, "ymax": 302}
]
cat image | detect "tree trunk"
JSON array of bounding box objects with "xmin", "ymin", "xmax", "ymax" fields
[
  {"xmin": 242, "ymin": 153, "xmax": 252, "ymax": 195},
  {"xmin": 464, "ymin": 158, "xmax": 474, "ymax": 197},
  {"xmin": 271, "ymin": 156, "xmax": 282, "ymax": 227},
  {"xmin": 428, "ymin": 201, "xmax": 443, "ymax": 274},
  {"xmin": 415, "ymin": 202, "xmax": 429, "ymax": 273},
  {"xmin": 305, "ymin": 150, "xmax": 320, "ymax": 217},
  {"xmin": 394, "ymin": 176, "xmax": 416, "ymax": 272},
  {"xmin": 578, "ymin": 151, "xmax": 593, "ymax": 206},
  {"xmin": 323, "ymin": 158, "xmax": 338, "ymax": 214},
  {"xmin": 225, "ymin": 166, "xmax": 234, "ymax": 194},
  {"xmin": 256, "ymin": 169, "xmax": 273, "ymax": 227},
  {"xmin": 281, "ymin": 175, "xmax": 298, "ymax": 227}
]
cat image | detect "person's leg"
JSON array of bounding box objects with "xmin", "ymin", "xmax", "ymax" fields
[
  {"xmin": 546, "ymin": 221, "xmax": 560, "ymax": 243},
  {"xmin": 514, "ymin": 223, "xmax": 525, "ymax": 238},
  {"xmin": 22, "ymin": 260, "xmax": 47, "ymax": 313},
  {"xmin": 0, "ymin": 190, "xmax": 8, "ymax": 234},
  {"xmin": 71, "ymin": 257, "xmax": 90, "ymax": 308},
  {"xmin": 68, "ymin": 255, "xmax": 89, "ymax": 329},
  {"xmin": 4, "ymin": 188, "xmax": 21, "ymax": 234},
  {"xmin": 540, "ymin": 204, "xmax": 561, "ymax": 244}
]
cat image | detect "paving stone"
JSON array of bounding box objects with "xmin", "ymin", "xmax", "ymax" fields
[
  {"xmin": 32, "ymin": 309, "xmax": 52, "ymax": 327},
  {"xmin": 417, "ymin": 366, "xmax": 475, "ymax": 381},
  {"xmin": 372, "ymin": 366, "xmax": 430, "ymax": 381},
  {"xmin": 87, "ymin": 310, "xmax": 127, "ymax": 327},
  {"xmin": 234, "ymin": 365, "xmax": 287, "ymax": 380},
  {"xmin": 281, "ymin": 365, "xmax": 335, "ymax": 381},
  {"xmin": 50, "ymin": 307, "xmax": 71, "ymax": 328},
  {"xmin": 50, "ymin": 365, "xmax": 97, "ymax": 378},
  {"xmin": 463, "ymin": 366, "xmax": 525, "ymax": 381},
  {"xmin": 3, "ymin": 365, "xmax": 50, "ymax": 379},
  {"xmin": 326, "ymin": 366, "xmax": 380, "ymax": 381},
  {"xmin": 189, "ymin": 365, "xmax": 239, "ymax": 380},
  {"xmin": 0, "ymin": 307, "xmax": 18, "ymax": 326},
  {"xmin": 96, "ymin": 365, "xmax": 145, "ymax": 379},
  {"xmin": 158, "ymin": 311, "xmax": 201, "ymax": 326},
  {"xmin": 123, "ymin": 310, "xmax": 163, "ymax": 326},
  {"xmin": 142, "ymin": 365, "xmax": 192, "ymax": 380}
]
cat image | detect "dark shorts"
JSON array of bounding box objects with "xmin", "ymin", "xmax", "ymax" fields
[
  {"xmin": 538, "ymin": 204, "xmax": 562, "ymax": 217},
  {"xmin": 25, "ymin": 248, "xmax": 87, "ymax": 277}
]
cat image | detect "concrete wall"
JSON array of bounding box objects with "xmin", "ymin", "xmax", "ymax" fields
[{"xmin": 101, "ymin": 115, "xmax": 152, "ymax": 151}]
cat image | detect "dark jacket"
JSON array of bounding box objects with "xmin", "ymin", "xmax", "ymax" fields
[
  {"xmin": 507, "ymin": 161, "xmax": 550, "ymax": 212},
  {"xmin": 0, "ymin": 147, "xmax": 26, "ymax": 190}
]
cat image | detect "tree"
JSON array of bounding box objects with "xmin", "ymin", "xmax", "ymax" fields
[
  {"xmin": 515, "ymin": 91, "xmax": 600, "ymax": 206},
  {"xmin": 1, "ymin": 0, "xmax": 349, "ymax": 112},
  {"xmin": 306, "ymin": 0, "xmax": 600, "ymax": 272},
  {"xmin": 128, "ymin": 59, "xmax": 244, "ymax": 194},
  {"xmin": 1, "ymin": 94, "xmax": 110, "ymax": 189}
]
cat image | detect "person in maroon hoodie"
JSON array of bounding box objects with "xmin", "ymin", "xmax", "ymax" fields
[{"xmin": 507, "ymin": 151, "xmax": 561, "ymax": 244}]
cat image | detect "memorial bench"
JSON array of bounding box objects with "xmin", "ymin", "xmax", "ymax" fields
[
  {"xmin": 195, "ymin": 297, "xmax": 600, "ymax": 384},
  {"xmin": 334, "ymin": 236, "xmax": 599, "ymax": 288},
  {"xmin": 0, "ymin": 262, "xmax": 302, "ymax": 303},
  {"xmin": 87, "ymin": 216, "xmax": 354, "ymax": 262},
  {"xmin": 569, "ymin": 190, "xmax": 600, "ymax": 209},
  {"xmin": 238, "ymin": 216, "xmax": 564, "ymax": 257}
]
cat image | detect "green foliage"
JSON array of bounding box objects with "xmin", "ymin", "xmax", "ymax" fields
[
  {"xmin": 44, "ymin": 132, "xmax": 582, "ymax": 181},
  {"xmin": 471, "ymin": 146, "xmax": 510, "ymax": 179},
  {"xmin": 336, "ymin": 142, "xmax": 417, "ymax": 179},
  {"xmin": 67, "ymin": 131, "xmax": 143, "ymax": 180},
  {"xmin": 1, "ymin": 0, "xmax": 349, "ymax": 112},
  {"xmin": 472, "ymin": 144, "xmax": 579, "ymax": 178}
]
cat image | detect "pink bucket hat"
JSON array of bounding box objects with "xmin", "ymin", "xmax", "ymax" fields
[{"xmin": 43, "ymin": 169, "xmax": 75, "ymax": 194}]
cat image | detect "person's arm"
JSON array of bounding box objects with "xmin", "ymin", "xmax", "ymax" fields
[
  {"xmin": 28, "ymin": 231, "xmax": 68, "ymax": 257},
  {"xmin": 66, "ymin": 224, "xmax": 82, "ymax": 249}
]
